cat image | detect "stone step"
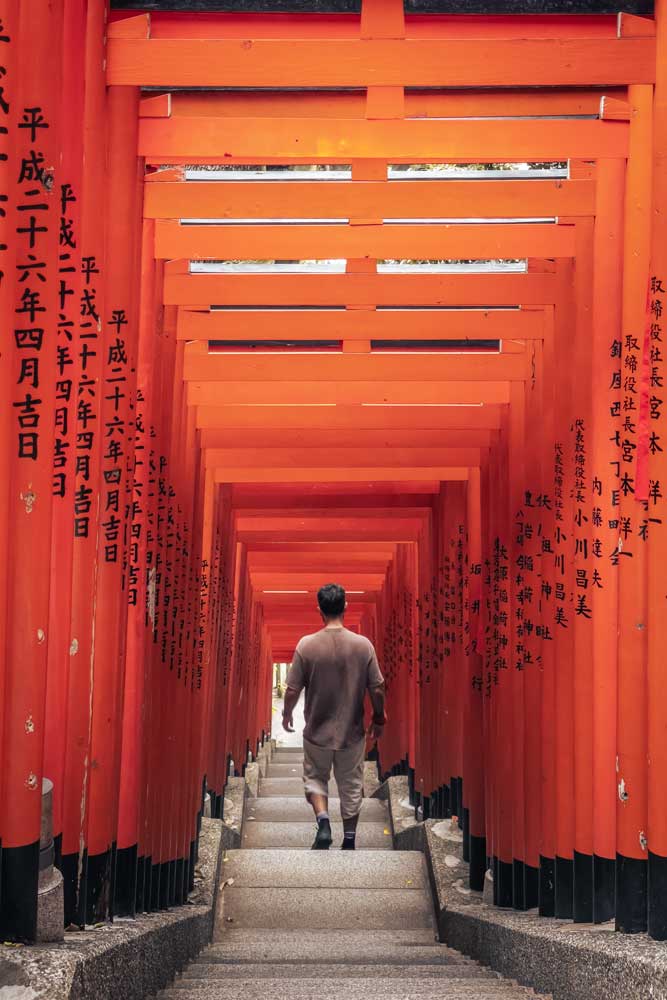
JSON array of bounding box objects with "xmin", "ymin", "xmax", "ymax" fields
[
  {"xmin": 181, "ymin": 963, "xmax": 493, "ymax": 981},
  {"xmin": 218, "ymin": 886, "xmax": 435, "ymax": 930},
  {"xmin": 161, "ymin": 982, "xmax": 542, "ymax": 1000},
  {"xmin": 259, "ymin": 777, "xmax": 338, "ymax": 797},
  {"xmin": 246, "ymin": 796, "xmax": 387, "ymax": 823},
  {"xmin": 222, "ymin": 849, "xmax": 425, "ymax": 888},
  {"xmin": 204, "ymin": 929, "xmax": 473, "ymax": 966},
  {"xmin": 271, "ymin": 751, "xmax": 305, "ymax": 762},
  {"xmin": 242, "ymin": 820, "xmax": 392, "ymax": 849},
  {"xmin": 272, "ymin": 745, "xmax": 304, "ymax": 753},
  {"xmin": 267, "ymin": 762, "xmax": 307, "ymax": 777}
]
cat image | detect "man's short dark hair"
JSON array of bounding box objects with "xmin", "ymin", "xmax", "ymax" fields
[{"xmin": 317, "ymin": 582, "xmax": 346, "ymax": 617}]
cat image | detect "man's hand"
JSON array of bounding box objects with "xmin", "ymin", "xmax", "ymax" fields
[
  {"xmin": 282, "ymin": 713, "xmax": 295, "ymax": 733},
  {"xmin": 367, "ymin": 721, "xmax": 384, "ymax": 741}
]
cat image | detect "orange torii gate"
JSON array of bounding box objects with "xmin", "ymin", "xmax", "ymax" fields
[{"xmin": 0, "ymin": 0, "xmax": 666, "ymax": 951}]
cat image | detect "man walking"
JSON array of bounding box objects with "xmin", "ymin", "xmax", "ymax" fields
[{"xmin": 282, "ymin": 583, "xmax": 386, "ymax": 851}]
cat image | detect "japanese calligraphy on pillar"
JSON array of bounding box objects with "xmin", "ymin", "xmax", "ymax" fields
[
  {"xmin": 14, "ymin": 106, "xmax": 52, "ymax": 464},
  {"xmin": 491, "ymin": 534, "xmax": 510, "ymax": 689},
  {"xmin": 101, "ymin": 309, "xmax": 129, "ymax": 563},
  {"xmin": 73, "ymin": 252, "xmax": 101, "ymax": 539},
  {"xmin": 552, "ymin": 442, "xmax": 569, "ymax": 630},
  {"xmin": 648, "ymin": 276, "xmax": 665, "ymax": 528},
  {"xmin": 54, "ymin": 181, "xmax": 78, "ymax": 498},
  {"xmin": 572, "ymin": 418, "xmax": 593, "ymax": 621}
]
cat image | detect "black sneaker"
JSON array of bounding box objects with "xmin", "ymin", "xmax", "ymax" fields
[
  {"xmin": 341, "ymin": 838, "xmax": 356, "ymax": 851},
  {"xmin": 311, "ymin": 818, "xmax": 332, "ymax": 850}
]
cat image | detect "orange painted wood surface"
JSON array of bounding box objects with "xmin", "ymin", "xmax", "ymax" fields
[
  {"xmin": 108, "ymin": 36, "xmax": 654, "ymax": 89},
  {"xmin": 154, "ymin": 220, "xmax": 576, "ymax": 262},
  {"xmin": 145, "ymin": 178, "xmax": 595, "ymax": 222},
  {"xmin": 138, "ymin": 116, "xmax": 629, "ymax": 164},
  {"xmin": 187, "ymin": 379, "xmax": 511, "ymax": 406},
  {"xmin": 184, "ymin": 351, "xmax": 528, "ymax": 383},
  {"xmin": 165, "ymin": 272, "xmax": 560, "ymax": 308}
]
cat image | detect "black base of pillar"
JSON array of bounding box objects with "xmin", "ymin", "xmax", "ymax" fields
[
  {"xmin": 469, "ymin": 834, "xmax": 486, "ymax": 891},
  {"xmin": 150, "ymin": 862, "xmax": 161, "ymax": 911},
  {"xmin": 539, "ymin": 855, "xmax": 555, "ymax": 916},
  {"xmin": 512, "ymin": 859, "xmax": 525, "ymax": 910},
  {"xmin": 136, "ymin": 854, "xmax": 148, "ymax": 913},
  {"xmin": 54, "ymin": 832, "xmax": 63, "ymax": 872},
  {"xmin": 554, "ymin": 855, "xmax": 574, "ymax": 918},
  {"xmin": 174, "ymin": 858, "xmax": 186, "ymax": 905},
  {"xmin": 525, "ymin": 862, "xmax": 539, "ymax": 909},
  {"xmin": 189, "ymin": 839, "xmax": 197, "ymax": 893},
  {"xmin": 86, "ymin": 847, "xmax": 114, "ymax": 924},
  {"xmin": 408, "ymin": 767, "xmax": 416, "ymax": 806},
  {"xmin": 159, "ymin": 860, "xmax": 172, "ymax": 910},
  {"xmin": 422, "ymin": 793, "xmax": 431, "ymax": 820},
  {"xmin": 649, "ymin": 851, "xmax": 667, "ymax": 940},
  {"xmin": 593, "ymin": 854, "xmax": 615, "ymax": 924},
  {"xmin": 114, "ymin": 844, "xmax": 138, "ymax": 917},
  {"xmin": 573, "ymin": 850, "xmax": 593, "ymax": 922},
  {"xmin": 462, "ymin": 808, "xmax": 470, "ymax": 862},
  {"xmin": 0, "ymin": 841, "xmax": 40, "ymax": 941},
  {"xmin": 449, "ymin": 776, "xmax": 459, "ymax": 818},
  {"xmin": 494, "ymin": 857, "xmax": 513, "ymax": 908},
  {"xmin": 616, "ymin": 853, "xmax": 647, "ymax": 933},
  {"xmin": 62, "ymin": 849, "xmax": 87, "ymax": 927},
  {"xmin": 457, "ymin": 781, "xmax": 464, "ymax": 829}
]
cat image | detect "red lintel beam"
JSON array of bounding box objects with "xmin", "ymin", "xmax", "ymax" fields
[
  {"xmin": 122, "ymin": 14, "xmax": 634, "ymax": 40},
  {"xmin": 195, "ymin": 404, "xmax": 504, "ymax": 431},
  {"xmin": 235, "ymin": 507, "xmax": 430, "ymax": 519},
  {"xmin": 199, "ymin": 428, "xmax": 494, "ymax": 448},
  {"xmin": 145, "ymin": 178, "xmax": 595, "ymax": 222},
  {"xmin": 215, "ymin": 466, "xmax": 470, "ymax": 483},
  {"xmin": 164, "ymin": 271, "xmax": 562, "ymax": 308},
  {"xmin": 188, "ymin": 380, "xmax": 511, "ymax": 405},
  {"xmin": 177, "ymin": 309, "xmax": 544, "ymax": 345},
  {"xmin": 138, "ymin": 116, "xmax": 629, "ymax": 164},
  {"xmin": 144, "ymin": 88, "xmax": 624, "ymax": 120},
  {"xmin": 183, "ymin": 351, "xmax": 529, "ymax": 383},
  {"xmin": 155, "ymin": 220, "xmax": 575, "ymax": 262},
  {"xmin": 204, "ymin": 446, "xmax": 482, "ymax": 468},
  {"xmin": 236, "ymin": 513, "xmax": 426, "ymax": 529},
  {"xmin": 107, "ymin": 34, "xmax": 654, "ymax": 88}
]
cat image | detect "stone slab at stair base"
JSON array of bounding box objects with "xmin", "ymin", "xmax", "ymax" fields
[
  {"xmin": 221, "ymin": 776, "xmax": 247, "ymax": 850},
  {"xmin": 379, "ymin": 775, "xmax": 667, "ymax": 1000},
  {"xmin": 0, "ymin": 816, "xmax": 228, "ymax": 1000}
]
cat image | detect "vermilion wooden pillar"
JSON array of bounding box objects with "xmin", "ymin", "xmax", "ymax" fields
[
  {"xmin": 60, "ymin": 0, "xmax": 108, "ymax": 927},
  {"xmin": 553, "ymin": 259, "xmax": 576, "ymax": 919},
  {"xmin": 0, "ymin": 0, "xmax": 17, "ymax": 928},
  {"xmin": 539, "ymin": 306, "xmax": 557, "ymax": 916},
  {"xmin": 522, "ymin": 335, "xmax": 544, "ymax": 912},
  {"xmin": 42, "ymin": 0, "xmax": 86, "ymax": 872},
  {"xmin": 648, "ymin": 0, "xmax": 667, "ymax": 942},
  {"xmin": 116, "ymin": 218, "xmax": 157, "ymax": 916},
  {"xmin": 590, "ymin": 159, "xmax": 624, "ymax": 923},
  {"xmin": 616, "ymin": 83, "xmax": 652, "ymax": 935},
  {"xmin": 83, "ymin": 85, "xmax": 141, "ymax": 924},
  {"xmin": 0, "ymin": 0, "xmax": 63, "ymax": 941},
  {"xmin": 465, "ymin": 466, "xmax": 486, "ymax": 890},
  {"xmin": 571, "ymin": 214, "xmax": 595, "ymax": 922}
]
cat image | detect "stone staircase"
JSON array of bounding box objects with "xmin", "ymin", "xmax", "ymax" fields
[{"xmin": 158, "ymin": 745, "xmax": 550, "ymax": 1000}]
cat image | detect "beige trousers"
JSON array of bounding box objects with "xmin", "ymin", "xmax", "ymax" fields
[{"xmin": 302, "ymin": 736, "xmax": 366, "ymax": 819}]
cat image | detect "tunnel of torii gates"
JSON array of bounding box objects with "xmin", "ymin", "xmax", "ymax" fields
[{"xmin": 3, "ymin": 0, "xmax": 667, "ymax": 951}]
